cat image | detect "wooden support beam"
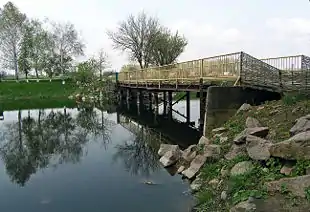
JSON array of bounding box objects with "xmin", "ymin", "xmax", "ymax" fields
[{"xmin": 186, "ymin": 91, "xmax": 190, "ymax": 123}]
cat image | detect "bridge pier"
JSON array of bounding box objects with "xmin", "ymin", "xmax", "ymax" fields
[
  {"xmin": 186, "ymin": 91, "xmax": 190, "ymax": 124},
  {"xmin": 163, "ymin": 92, "xmax": 167, "ymax": 115},
  {"xmin": 168, "ymin": 91, "xmax": 173, "ymax": 120}
]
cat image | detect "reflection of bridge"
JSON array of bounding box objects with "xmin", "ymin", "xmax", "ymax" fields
[{"xmin": 117, "ymin": 105, "xmax": 200, "ymax": 149}]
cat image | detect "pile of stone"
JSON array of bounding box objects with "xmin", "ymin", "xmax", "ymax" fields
[{"xmin": 157, "ymin": 102, "xmax": 310, "ymax": 211}]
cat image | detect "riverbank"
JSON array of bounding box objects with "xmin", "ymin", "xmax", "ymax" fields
[
  {"xmin": 195, "ymin": 93, "xmax": 310, "ymax": 211},
  {"xmin": 157, "ymin": 93, "xmax": 310, "ymax": 211},
  {"xmin": 0, "ymin": 80, "xmax": 76, "ymax": 100}
]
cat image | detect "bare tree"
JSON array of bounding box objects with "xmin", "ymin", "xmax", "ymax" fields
[
  {"xmin": 107, "ymin": 11, "xmax": 161, "ymax": 69},
  {"xmin": 51, "ymin": 21, "xmax": 85, "ymax": 83},
  {"xmin": 0, "ymin": 2, "xmax": 26, "ymax": 80},
  {"xmin": 92, "ymin": 49, "xmax": 110, "ymax": 80}
]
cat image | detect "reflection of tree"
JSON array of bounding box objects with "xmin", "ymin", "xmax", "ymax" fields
[
  {"xmin": 0, "ymin": 108, "xmax": 114, "ymax": 186},
  {"xmin": 113, "ymin": 127, "xmax": 160, "ymax": 177}
]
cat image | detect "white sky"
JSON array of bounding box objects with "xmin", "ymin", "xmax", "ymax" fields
[{"xmin": 2, "ymin": 0, "xmax": 310, "ymax": 71}]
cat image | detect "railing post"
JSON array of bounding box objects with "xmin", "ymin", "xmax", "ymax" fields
[
  {"xmin": 240, "ymin": 51, "xmax": 243, "ymax": 84},
  {"xmin": 200, "ymin": 59, "xmax": 203, "ymax": 78}
]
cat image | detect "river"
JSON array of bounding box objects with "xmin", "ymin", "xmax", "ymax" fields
[{"xmin": 0, "ymin": 100, "xmax": 202, "ymax": 212}]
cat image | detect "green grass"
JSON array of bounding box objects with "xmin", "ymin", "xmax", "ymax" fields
[{"xmin": 0, "ymin": 80, "xmax": 76, "ymax": 100}]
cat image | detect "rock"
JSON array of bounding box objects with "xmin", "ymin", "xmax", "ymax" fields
[
  {"xmin": 269, "ymin": 110, "xmax": 279, "ymax": 115},
  {"xmin": 182, "ymin": 155, "xmax": 207, "ymax": 179},
  {"xmin": 208, "ymin": 179, "xmax": 219, "ymax": 187},
  {"xmin": 292, "ymin": 107, "xmax": 302, "ymax": 114},
  {"xmin": 158, "ymin": 144, "xmax": 180, "ymax": 157},
  {"xmin": 234, "ymin": 127, "xmax": 269, "ymax": 144},
  {"xmin": 280, "ymin": 163, "xmax": 294, "ymax": 176},
  {"xmin": 220, "ymin": 136, "xmax": 228, "ymax": 144},
  {"xmin": 246, "ymin": 117, "xmax": 262, "ymax": 128},
  {"xmin": 221, "ymin": 191, "xmax": 227, "ymax": 200},
  {"xmin": 221, "ymin": 167, "xmax": 229, "ymax": 177},
  {"xmin": 266, "ymin": 175, "xmax": 310, "ymax": 198},
  {"xmin": 212, "ymin": 127, "xmax": 227, "ymax": 134},
  {"xmin": 231, "ymin": 161, "xmax": 254, "ymax": 176},
  {"xmin": 230, "ymin": 200, "xmax": 256, "ymax": 212},
  {"xmin": 159, "ymin": 150, "xmax": 181, "ymax": 167},
  {"xmin": 269, "ymin": 131, "xmax": 310, "ymax": 160},
  {"xmin": 224, "ymin": 144, "xmax": 247, "ymax": 160},
  {"xmin": 246, "ymin": 135, "xmax": 272, "ymax": 160},
  {"xmin": 257, "ymin": 106, "xmax": 265, "ymax": 111},
  {"xmin": 203, "ymin": 144, "xmax": 221, "ymax": 160},
  {"xmin": 177, "ymin": 166, "xmax": 185, "ymax": 174},
  {"xmin": 290, "ymin": 114, "xmax": 310, "ymax": 136},
  {"xmin": 182, "ymin": 145, "xmax": 197, "ymax": 162},
  {"xmin": 190, "ymin": 177, "xmax": 201, "ymax": 192},
  {"xmin": 198, "ymin": 136, "xmax": 211, "ymax": 146},
  {"xmin": 237, "ymin": 103, "xmax": 252, "ymax": 114}
]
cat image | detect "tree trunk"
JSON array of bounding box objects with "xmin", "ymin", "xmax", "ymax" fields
[
  {"xmin": 60, "ymin": 53, "xmax": 65, "ymax": 84},
  {"xmin": 35, "ymin": 68, "xmax": 39, "ymax": 79},
  {"xmin": 13, "ymin": 46, "xmax": 19, "ymax": 81}
]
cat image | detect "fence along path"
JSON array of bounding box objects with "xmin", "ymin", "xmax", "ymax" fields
[{"xmin": 118, "ymin": 52, "xmax": 310, "ymax": 93}]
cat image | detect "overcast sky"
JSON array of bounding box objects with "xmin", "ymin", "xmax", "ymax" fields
[{"xmin": 2, "ymin": 0, "xmax": 310, "ymax": 71}]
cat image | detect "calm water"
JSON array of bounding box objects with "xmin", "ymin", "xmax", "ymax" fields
[{"xmin": 0, "ymin": 105, "xmax": 195, "ymax": 212}]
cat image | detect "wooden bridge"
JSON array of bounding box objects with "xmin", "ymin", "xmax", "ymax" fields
[
  {"xmin": 117, "ymin": 51, "xmax": 310, "ymax": 135},
  {"xmin": 118, "ymin": 51, "xmax": 310, "ymax": 93}
]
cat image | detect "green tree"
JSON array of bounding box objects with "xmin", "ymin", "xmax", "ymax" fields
[
  {"xmin": 74, "ymin": 59, "xmax": 96, "ymax": 83},
  {"xmin": 0, "ymin": 2, "xmax": 27, "ymax": 80},
  {"xmin": 18, "ymin": 24, "xmax": 32, "ymax": 79},
  {"xmin": 27, "ymin": 19, "xmax": 54, "ymax": 79},
  {"xmin": 150, "ymin": 29, "xmax": 187, "ymax": 66},
  {"xmin": 51, "ymin": 21, "xmax": 85, "ymax": 83}
]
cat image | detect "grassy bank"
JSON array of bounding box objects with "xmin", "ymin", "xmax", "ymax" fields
[
  {"xmin": 195, "ymin": 93, "xmax": 310, "ymax": 211},
  {"xmin": 0, "ymin": 80, "xmax": 76, "ymax": 100}
]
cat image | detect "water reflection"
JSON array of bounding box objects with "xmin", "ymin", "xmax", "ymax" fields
[
  {"xmin": 113, "ymin": 125, "xmax": 161, "ymax": 178},
  {"xmin": 0, "ymin": 108, "xmax": 114, "ymax": 186}
]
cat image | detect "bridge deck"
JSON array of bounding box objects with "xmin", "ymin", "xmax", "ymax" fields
[{"xmin": 118, "ymin": 52, "xmax": 310, "ymax": 93}]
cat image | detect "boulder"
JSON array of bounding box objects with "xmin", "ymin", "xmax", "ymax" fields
[
  {"xmin": 212, "ymin": 127, "xmax": 227, "ymax": 134},
  {"xmin": 290, "ymin": 114, "xmax": 310, "ymax": 136},
  {"xmin": 177, "ymin": 166, "xmax": 186, "ymax": 174},
  {"xmin": 159, "ymin": 150, "xmax": 181, "ymax": 167},
  {"xmin": 234, "ymin": 127, "xmax": 269, "ymax": 144},
  {"xmin": 224, "ymin": 144, "xmax": 247, "ymax": 160},
  {"xmin": 190, "ymin": 177, "xmax": 202, "ymax": 192},
  {"xmin": 231, "ymin": 161, "xmax": 254, "ymax": 176},
  {"xmin": 236, "ymin": 103, "xmax": 252, "ymax": 114},
  {"xmin": 182, "ymin": 155, "xmax": 207, "ymax": 179},
  {"xmin": 280, "ymin": 163, "xmax": 294, "ymax": 176},
  {"xmin": 230, "ymin": 201, "xmax": 256, "ymax": 212},
  {"xmin": 203, "ymin": 144, "xmax": 221, "ymax": 160},
  {"xmin": 158, "ymin": 144, "xmax": 180, "ymax": 157},
  {"xmin": 221, "ymin": 191, "xmax": 227, "ymax": 200},
  {"xmin": 269, "ymin": 131, "xmax": 310, "ymax": 160},
  {"xmin": 266, "ymin": 175, "xmax": 310, "ymax": 198},
  {"xmin": 220, "ymin": 136, "xmax": 228, "ymax": 144},
  {"xmin": 246, "ymin": 117, "xmax": 262, "ymax": 128},
  {"xmin": 182, "ymin": 145, "xmax": 197, "ymax": 162},
  {"xmin": 198, "ymin": 136, "xmax": 211, "ymax": 146},
  {"xmin": 246, "ymin": 135, "xmax": 272, "ymax": 160},
  {"xmin": 208, "ymin": 178, "xmax": 219, "ymax": 188}
]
